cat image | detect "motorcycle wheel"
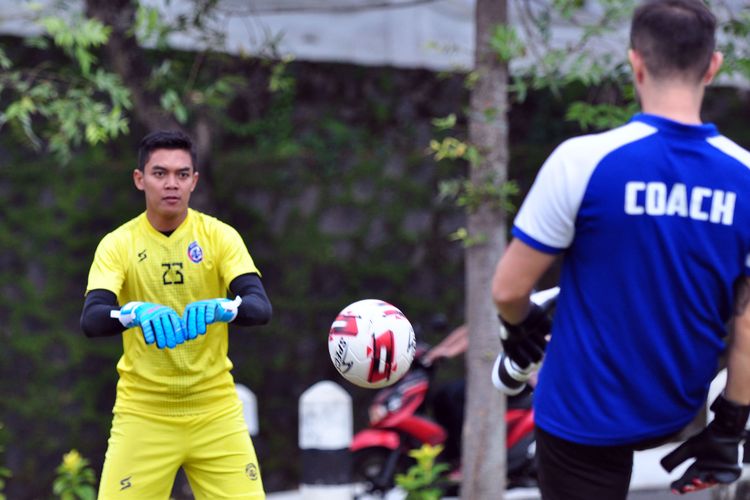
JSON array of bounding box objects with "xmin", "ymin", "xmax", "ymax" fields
[{"xmin": 352, "ymin": 447, "xmax": 413, "ymax": 496}]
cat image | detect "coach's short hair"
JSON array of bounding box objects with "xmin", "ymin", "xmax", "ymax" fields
[
  {"xmin": 630, "ymin": 0, "xmax": 716, "ymax": 83},
  {"xmin": 137, "ymin": 130, "xmax": 198, "ymax": 171}
]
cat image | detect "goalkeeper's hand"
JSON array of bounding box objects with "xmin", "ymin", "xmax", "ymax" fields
[
  {"xmin": 661, "ymin": 394, "xmax": 750, "ymax": 494},
  {"xmin": 112, "ymin": 302, "xmax": 186, "ymax": 349},
  {"xmin": 498, "ymin": 302, "xmax": 550, "ymax": 369},
  {"xmin": 183, "ymin": 296, "xmax": 242, "ymax": 339}
]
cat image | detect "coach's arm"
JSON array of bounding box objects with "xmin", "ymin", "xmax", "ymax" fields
[{"xmin": 726, "ymin": 276, "xmax": 750, "ymax": 405}]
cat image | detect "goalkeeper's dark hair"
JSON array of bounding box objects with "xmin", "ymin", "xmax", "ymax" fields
[
  {"xmin": 630, "ymin": 0, "xmax": 716, "ymax": 83},
  {"xmin": 137, "ymin": 130, "xmax": 198, "ymax": 171}
]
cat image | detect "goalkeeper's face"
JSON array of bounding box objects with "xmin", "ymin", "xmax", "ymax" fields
[{"xmin": 134, "ymin": 148, "xmax": 198, "ymax": 226}]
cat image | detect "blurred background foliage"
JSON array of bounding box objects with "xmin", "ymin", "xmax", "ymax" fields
[{"xmin": 1, "ymin": 0, "xmax": 750, "ymax": 497}]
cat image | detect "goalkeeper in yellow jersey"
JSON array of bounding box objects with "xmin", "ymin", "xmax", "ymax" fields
[{"xmin": 80, "ymin": 130, "xmax": 272, "ymax": 499}]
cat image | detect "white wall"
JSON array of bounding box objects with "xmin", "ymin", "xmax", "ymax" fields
[
  {"xmin": 0, "ymin": 0, "xmax": 475, "ymax": 70},
  {"xmin": 0, "ymin": 0, "xmax": 746, "ymax": 87}
]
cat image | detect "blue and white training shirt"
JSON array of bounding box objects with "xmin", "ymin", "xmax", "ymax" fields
[{"xmin": 514, "ymin": 113, "xmax": 750, "ymax": 446}]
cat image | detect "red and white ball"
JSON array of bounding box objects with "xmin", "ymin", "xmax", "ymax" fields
[{"xmin": 328, "ymin": 299, "xmax": 416, "ymax": 389}]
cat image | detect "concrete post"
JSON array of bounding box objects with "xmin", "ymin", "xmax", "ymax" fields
[
  {"xmin": 236, "ymin": 383, "xmax": 259, "ymax": 436},
  {"xmin": 299, "ymin": 380, "xmax": 353, "ymax": 499}
]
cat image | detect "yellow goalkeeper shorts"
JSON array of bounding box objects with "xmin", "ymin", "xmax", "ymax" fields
[{"xmin": 97, "ymin": 401, "xmax": 265, "ymax": 499}]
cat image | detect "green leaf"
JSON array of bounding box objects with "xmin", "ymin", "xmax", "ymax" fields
[
  {"xmin": 565, "ymin": 101, "xmax": 636, "ymax": 131},
  {"xmin": 79, "ymin": 487, "xmax": 96, "ymax": 500},
  {"xmin": 464, "ymin": 145, "xmax": 481, "ymax": 168},
  {"xmin": 489, "ymin": 25, "xmax": 525, "ymax": 62},
  {"xmin": 429, "ymin": 137, "xmax": 468, "ymax": 161},
  {"xmin": 39, "ymin": 14, "xmax": 110, "ymax": 77},
  {"xmin": 431, "ymin": 114, "xmax": 456, "ymax": 131},
  {"xmin": 75, "ymin": 46, "xmax": 95, "ymax": 76},
  {"xmin": 552, "ymin": 0, "xmax": 586, "ymax": 19},
  {"xmin": 24, "ymin": 35, "xmax": 49, "ymax": 50},
  {"xmin": 463, "ymin": 71, "xmax": 480, "ymax": 90},
  {"xmin": 40, "ymin": 17, "xmax": 73, "ymax": 48},
  {"xmin": 52, "ymin": 478, "xmax": 65, "ymax": 494},
  {"xmin": 269, "ymin": 59, "xmax": 295, "ymax": 93},
  {"xmin": 77, "ymin": 18, "xmax": 111, "ymax": 47},
  {"xmin": 160, "ymin": 89, "xmax": 188, "ymax": 124},
  {"xmin": 0, "ymin": 48, "xmax": 10, "ymax": 70},
  {"xmin": 84, "ymin": 123, "xmax": 106, "ymax": 145}
]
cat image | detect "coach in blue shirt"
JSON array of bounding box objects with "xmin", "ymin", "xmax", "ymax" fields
[{"xmin": 491, "ymin": 0, "xmax": 750, "ymax": 498}]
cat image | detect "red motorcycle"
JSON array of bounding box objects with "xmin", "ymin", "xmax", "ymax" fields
[{"xmin": 350, "ymin": 342, "xmax": 537, "ymax": 496}]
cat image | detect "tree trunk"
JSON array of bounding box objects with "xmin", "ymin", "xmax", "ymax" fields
[{"xmin": 461, "ymin": 0, "xmax": 509, "ymax": 499}]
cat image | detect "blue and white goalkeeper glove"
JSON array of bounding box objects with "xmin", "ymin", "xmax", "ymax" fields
[
  {"xmin": 111, "ymin": 302, "xmax": 186, "ymax": 349},
  {"xmin": 183, "ymin": 296, "xmax": 242, "ymax": 339}
]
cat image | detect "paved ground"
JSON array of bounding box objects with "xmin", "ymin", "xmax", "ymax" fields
[
  {"xmin": 268, "ymin": 443, "xmax": 746, "ymax": 499},
  {"xmin": 628, "ymin": 490, "xmax": 711, "ymax": 500},
  {"xmin": 267, "ymin": 486, "xmax": 712, "ymax": 499}
]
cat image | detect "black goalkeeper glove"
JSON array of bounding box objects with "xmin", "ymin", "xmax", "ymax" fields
[
  {"xmin": 660, "ymin": 394, "xmax": 750, "ymax": 495},
  {"xmin": 498, "ymin": 302, "xmax": 551, "ymax": 369}
]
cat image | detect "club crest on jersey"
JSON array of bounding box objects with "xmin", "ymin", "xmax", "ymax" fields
[
  {"xmin": 187, "ymin": 241, "xmax": 203, "ymax": 263},
  {"xmin": 245, "ymin": 463, "xmax": 259, "ymax": 481}
]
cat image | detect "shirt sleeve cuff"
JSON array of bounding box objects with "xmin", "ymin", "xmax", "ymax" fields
[{"xmin": 511, "ymin": 226, "xmax": 565, "ymax": 255}]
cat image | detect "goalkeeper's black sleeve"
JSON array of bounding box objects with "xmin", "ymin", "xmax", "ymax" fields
[
  {"xmin": 81, "ymin": 289, "xmax": 126, "ymax": 338},
  {"xmin": 229, "ymin": 273, "xmax": 272, "ymax": 327}
]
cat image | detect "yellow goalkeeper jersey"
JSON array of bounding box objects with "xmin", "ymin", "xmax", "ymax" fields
[{"xmin": 86, "ymin": 209, "xmax": 260, "ymax": 416}]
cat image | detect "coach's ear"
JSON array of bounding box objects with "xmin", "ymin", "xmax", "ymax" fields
[
  {"xmin": 703, "ymin": 51, "xmax": 723, "ymax": 85},
  {"xmin": 628, "ymin": 49, "xmax": 645, "ymax": 85},
  {"xmin": 133, "ymin": 168, "xmax": 145, "ymax": 191}
]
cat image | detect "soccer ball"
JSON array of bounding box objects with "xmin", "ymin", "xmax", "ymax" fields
[{"xmin": 328, "ymin": 299, "xmax": 416, "ymax": 389}]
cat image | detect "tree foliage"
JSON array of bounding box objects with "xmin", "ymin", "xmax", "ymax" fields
[
  {"xmin": 0, "ymin": 10, "xmax": 130, "ymax": 161},
  {"xmin": 508, "ymin": 0, "xmax": 750, "ymax": 128},
  {"xmin": 0, "ymin": 0, "xmax": 293, "ymax": 168}
]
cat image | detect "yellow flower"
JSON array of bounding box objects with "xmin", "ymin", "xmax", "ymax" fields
[
  {"xmin": 61, "ymin": 450, "xmax": 83, "ymax": 473},
  {"xmin": 407, "ymin": 443, "xmax": 444, "ymax": 469}
]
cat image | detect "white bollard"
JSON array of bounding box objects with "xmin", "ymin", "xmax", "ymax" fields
[
  {"xmin": 299, "ymin": 380, "xmax": 353, "ymax": 500},
  {"xmin": 236, "ymin": 383, "xmax": 259, "ymax": 436}
]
